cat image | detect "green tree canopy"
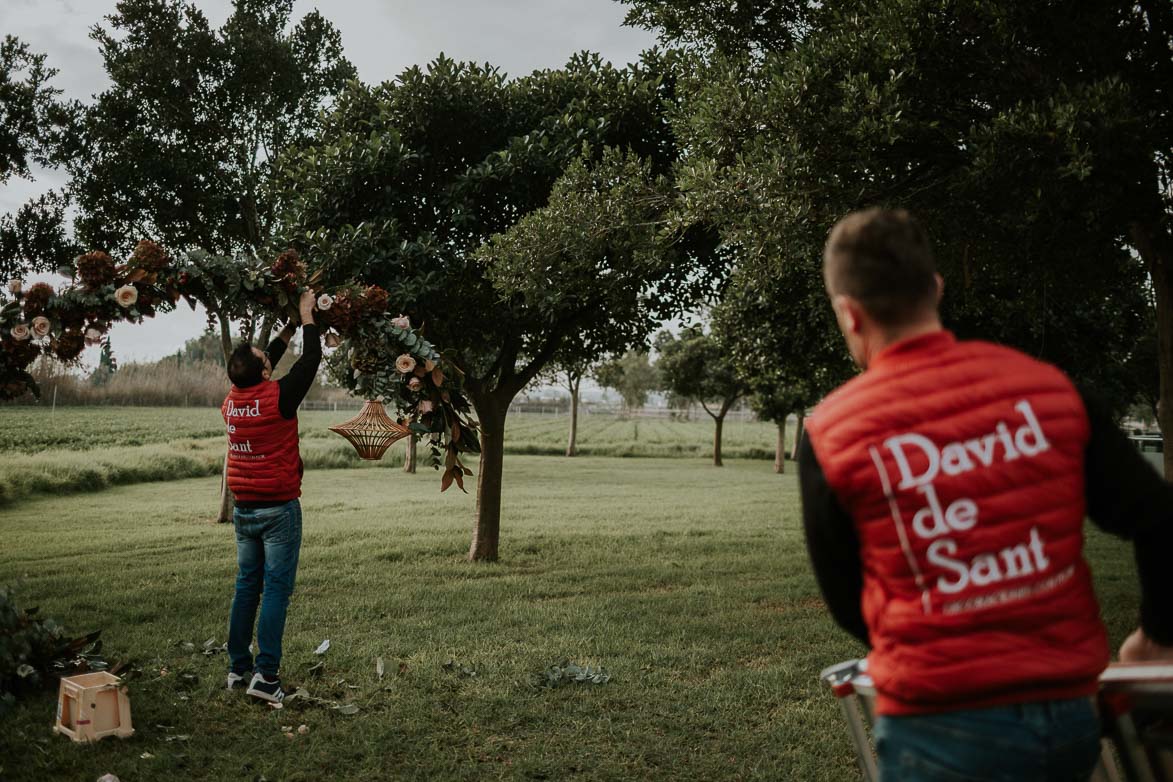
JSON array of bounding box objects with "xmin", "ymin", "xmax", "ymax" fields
[
  {"xmin": 655, "ymin": 325, "xmax": 750, "ymax": 466},
  {"xmin": 0, "ymin": 35, "xmax": 71, "ymax": 185},
  {"xmin": 596, "ymin": 350, "xmax": 660, "ymax": 410},
  {"xmin": 669, "ymin": 0, "xmax": 1166, "ymax": 435},
  {"xmin": 66, "ymin": 0, "xmax": 356, "ymax": 356},
  {"xmin": 278, "ymin": 53, "xmax": 721, "ymax": 559}
]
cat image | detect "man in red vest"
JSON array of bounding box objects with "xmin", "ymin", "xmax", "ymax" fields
[
  {"xmin": 222, "ymin": 289, "xmax": 320, "ymax": 703},
  {"xmin": 800, "ymin": 208, "xmax": 1173, "ymax": 780}
]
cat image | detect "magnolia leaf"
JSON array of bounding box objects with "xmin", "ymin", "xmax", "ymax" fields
[
  {"xmin": 376, "ymin": 657, "xmax": 385, "ymax": 680},
  {"xmin": 334, "ymin": 703, "xmax": 360, "ymax": 715},
  {"xmin": 314, "ymin": 639, "xmax": 331, "ymax": 655}
]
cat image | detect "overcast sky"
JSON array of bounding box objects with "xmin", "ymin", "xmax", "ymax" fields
[{"xmin": 0, "ymin": 0, "xmax": 657, "ymax": 365}]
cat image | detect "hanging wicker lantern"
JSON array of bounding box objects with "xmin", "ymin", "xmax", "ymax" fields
[{"xmin": 329, "ymin": 400, "xmax": 412, "ymax": 460}]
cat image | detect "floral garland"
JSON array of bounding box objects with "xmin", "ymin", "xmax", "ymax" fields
[{"xmin": 0, "ymin": 241, "xmax": 479, "ymax": 490}]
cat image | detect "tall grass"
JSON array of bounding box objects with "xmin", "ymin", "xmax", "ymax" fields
[
  {"xmin": 26, "ymin": 360, "xmax": 230, "ymax": 407},
  {"xmin": 0, "ymin": 438, "xmax": 407, "ymax": 507},
  {"xmin": 0, "ymin": 407, "xmax": 790, "ymax": 507}
]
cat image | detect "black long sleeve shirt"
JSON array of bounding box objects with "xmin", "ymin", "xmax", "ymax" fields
[
  {"xmin": 263, "ymin": 323, "xmax": 322, "ymax": 419},
  {"xmin": 799, "ymin": 389, "xmax": 1173, "ymax": 649}
]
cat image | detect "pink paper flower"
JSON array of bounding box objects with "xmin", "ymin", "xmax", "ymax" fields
[
  {"xmin": 391, "ymin": 314, "xmax": 410, "ymax": 330},
  {"xmin": 30, "ymin": 316, "xmax": 51, "ymax": 338},
  {"xmin": 317, "ymin": 293, "xmax": 334, "ymax": 311},
  {"xmin": 10, "ymin": 323, "xmax": 30, "ymax": 341},
  {"xmin": 408, "ymin": 377, "xmax": 423, "ymax": 392},
  {"xmin": 395, "ymin": 354, "xmax": 417, "ymax": 374},
  {"xmin": 418, "ymin": 400, "xmax": 434, "ymax": 414},
  {"xmin": 114, "ymin": 284, "xmax": 139, "ymax": 308}
]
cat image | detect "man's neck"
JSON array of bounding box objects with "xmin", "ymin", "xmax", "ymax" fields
[{"xmin": 862, "ymin": 317, "xmax": 943, "ymax": 367}]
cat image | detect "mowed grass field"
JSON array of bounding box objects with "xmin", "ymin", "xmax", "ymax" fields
[
  {"xmin": 0, "ymin": 456, "xmax": 1144, "ymax": 782},
  {"xmin": 0, "ymin": 406, "xmax": 785, "ymax": 507}
]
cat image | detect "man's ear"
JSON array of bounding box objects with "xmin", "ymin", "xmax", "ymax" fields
[{"xmin": 831, "ymin": 294, "xmax": 861, "ymax": 335}]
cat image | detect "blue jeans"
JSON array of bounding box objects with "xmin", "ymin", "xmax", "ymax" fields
[
  {"xmin": 228, "ymin": 500, "xmax": 302, "ymax": 677},
  {"xmin": 874, "ymin": 697, "xmax": 1101, "ymax": 781}
]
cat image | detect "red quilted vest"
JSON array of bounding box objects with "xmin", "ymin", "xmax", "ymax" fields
[
  {"xmin": 805, "ymin": 331, "xmax": 1108, "ymax": 715},
  {"xmin": 221, "ymin": 381, "xmax": 302, "ymax": 502}
]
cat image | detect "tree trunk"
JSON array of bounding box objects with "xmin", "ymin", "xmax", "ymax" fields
[
  {"xmin": 258, "ymin": 314, "xmax": 276, "ymax": 347},
  {"xmin": 713, "ymin": 414, "xmax": 725, "ymax": 467},
  {"xmin": 774, "ymin": 416, "xmax": 787, "ymax": 474},
  {"xmin": 566, "ymin": 379, "xmax": 580, "ymax": 457},
  {"xmin": 1131, "ymin": 221, "xmax": 1173, "ymax": 479},
  {"xmin": 795, "ymin": 413, "xmax": 806, "ymax": 455},
  {"xmin": 216, "ymin": 451, "xmax": 234, "ymax": 523},
  {"xmin": 468, "ymin": 394, "xmax": 508, "ymax": 561},
  {"xmin": 404, "ymin": 435, "xmax": 417, "ymax": 474}
]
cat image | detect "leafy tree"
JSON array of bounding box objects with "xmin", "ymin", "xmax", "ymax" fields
[
  {"xmin": 0, "ymin": 35, "xmax": 71, "ymax": 185},
  {"xmin": 617, "ymin": 0, "xmax": 809, "ymax": 58},
  {"xmin": 541, "ymin": 351, "xmax": 602, "ymax": 457},
  {"xmin": 279, "ymin": 54, "xmax": 718, "ymax": 560},
  {"xmin": 0, "ymin": 191, "xmax": 79, "ymax": 280},
  {"xmin": 0, "ymin": 37, "xmax": 77, "ymax": 280},
  {"xmin": 656, "ymin": 326, "xmax": 751, "ymax": 466},
  {"xmin": 669, "ymin": 0, "xmax": 1166, "ymax": 468},
  {"xmin": 595, "ymin": 350, "xmax": 660, "ymax": 412},
  {"xmin": 63, "ymin": 0, "xmax": 355, "ymax": 521},
  {"xmin": 90, "ymin": 338, "xmax": 118, "ymax": 386},
  {"xmin": 711, "ymin": 255, "xmax": 854, "ymax": 473},
  {"xmin": 68, "ymin": 0, "xmax": 356, "ymax": 360}
]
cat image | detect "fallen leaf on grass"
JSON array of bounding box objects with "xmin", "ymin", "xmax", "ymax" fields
[
  {"xmin": 314, "ymin": 639, "xmax": 330, "ymax": 655},
  {"xmin": 297, "ymin": 724, "xmax": 310, "ymax": 735},
  {"xmin": 442, "ymin": 659, "xmax": 477, "ymax": 677},
  {"xmin": 376, "ymin": 657, "xmax": 384, "ymax": 680},
  {"xmin": 538, "ymin": 661, "xmax": 611, "ymax": 688},
  {"xmin": 140, "ymin": 753, "xmax": 154, "ymax": 760},
  {"xmin": 333, "ymin": 704, "xmax": 360, "ymax": 715},
  {"xmin": 164, "ymin": 735, "xmax": 190, "ymax": 742}
]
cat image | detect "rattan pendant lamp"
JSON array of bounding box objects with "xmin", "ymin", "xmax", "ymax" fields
[{"xmin": 329, "ymin": 400, "xmax": 412, "ymax": 460}]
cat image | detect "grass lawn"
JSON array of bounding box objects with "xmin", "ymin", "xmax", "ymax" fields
[{"xmin": 0, "ymin": 456, "xmax": 1141, "ymax": 781}]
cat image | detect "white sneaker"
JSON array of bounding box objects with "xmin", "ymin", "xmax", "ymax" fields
[
  {"xmin": 227, "ymin": 671, "xmax": 248, "ymax": 690},
  {"xmin": 246, "ymin": 672, "xmax": 285, "ymax": 703}
]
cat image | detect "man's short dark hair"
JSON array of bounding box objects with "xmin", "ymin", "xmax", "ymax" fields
[
  {"xmin": 227, "ymin": 341, "xmax": 264, "ymax": 388},
  {"xmin": 823, "ymin": 208, "xmax": 938, "ymax": 326}
]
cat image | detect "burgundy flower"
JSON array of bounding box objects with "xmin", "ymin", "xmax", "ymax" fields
[
  {"xmin": 22, "ymin": 282, "xmax": 54, "ymax": 317},
  {"xmin": 77, "ymin": 251, "xmax": 117, "ymax": 289},
  {"xmin": 130, "ymin": 240, "xmax": 169, "ymax": 272},
  {"xmin": 53, "ymin": 330, "xmax": 85, "ymax": 361}
]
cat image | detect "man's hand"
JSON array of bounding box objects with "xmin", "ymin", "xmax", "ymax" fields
[
  {"xmin": 299, "ymin": 289, "xmax": 316, "ymax": 326},
  {"xmin": 1119, "ymin": 628, "xmax": 1173, "ymax": 662}
]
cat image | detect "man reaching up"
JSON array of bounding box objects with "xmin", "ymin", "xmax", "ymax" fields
[{"xmin": 221, "ymin": 289, "xmax": 320, "ymax": 703}]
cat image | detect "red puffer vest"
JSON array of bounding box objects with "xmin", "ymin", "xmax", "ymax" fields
[
  {"xmin": 806, "ymin": 331, "xmax": 1108, "ymax": 715},
  {"xmin": 221, "ymin": 381, "xmax": 302, "ymax": 502}
]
